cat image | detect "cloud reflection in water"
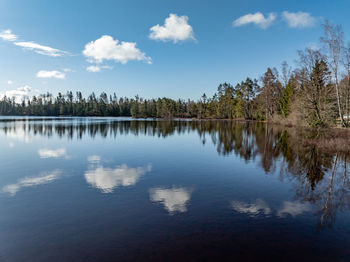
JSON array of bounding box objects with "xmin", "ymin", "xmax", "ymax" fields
[
  {"xmin": 231, "ymin": 199, "xmax": 312, "ymax": 218},
  {"xmin": 149, "ymin": 187, "xmax": 193, "ymax": 214},
  {"xmin": 231, "ymin": 199, "xmax": 271, "ymax": 217},
  {"xmin": 85, "ymin": 163, "xmax": 152, "ymax": 193},
  {"xmin": 3, "ymin": 128, "xmax": 31, "ymax": 143},
  {"xmin": 2, "ymin": 170, "xmax": 62, "ymax": 196},
  {"xmin": 38, "ymin": 148, "xmax": 67, "ymax": 158},
  {"xmin": 87, "ymin": 155, "xmax": 101, "ymax": 163},
  {"xmin": 277, "ymin": 201, "xmax": 312, "ymax": 217}
]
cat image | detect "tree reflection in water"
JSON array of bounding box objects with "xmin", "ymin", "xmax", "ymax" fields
[{"xmin": 1, "ymin": 118, "xmax": 349, "ymax": 228}]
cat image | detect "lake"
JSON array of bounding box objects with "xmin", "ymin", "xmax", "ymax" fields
[{"xmin": 0, "ymin": 117, "xmax": 349, "ymax": 261}]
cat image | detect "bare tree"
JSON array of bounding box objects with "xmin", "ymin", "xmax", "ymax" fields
[
  {"xmin": 321, "ymin": 20, "xmax": 346, "ymax": 127},
  {"xmin": 281, "ymin": 61, "xmax": 292, "ymax": 88},
  {"xmin": 342, "ymin": 42, "xmax": 350, "ymax": 125}
]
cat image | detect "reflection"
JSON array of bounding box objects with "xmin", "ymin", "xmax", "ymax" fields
[
  {"xmin": 277, "ymin": 201, "xmax": 312, "ymax": 217},
  {"xmin": 87, "ymin": 155, "xmax": 101, "ymax": 163},
  {"xmin": 231, "ymin": 199, "xmax": 271, "ymax": 217},
  {"xmin": 149, "ymin": 187, "xmax": 193, "ymax": 214},
  {"xmin": 2, "ymin": 126, "xmax": 31, "ymax": 143},
  {"xmin": 38, "ymin": 148, "xmax": 67, "ymax": 158},
  {"xmin": 85, "ymin": 164, "xmax": 152, "ymax": 193},
  {"xmin": 231, "ymin": 199, "xmax": 312, "ymax": 218},
  {"xmin": 2, "ymin": 170, "xmax": 61, "ymax": 196},
  {"xmin": 0, "ymin": 118, "xmax": 350, "ymax": 227}
]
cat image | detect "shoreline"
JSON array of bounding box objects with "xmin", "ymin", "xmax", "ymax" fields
[{"xmin": 2, "ymin": 114, "xmax": 350, "ymax": 133}]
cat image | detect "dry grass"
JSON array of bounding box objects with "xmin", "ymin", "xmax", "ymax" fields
[{"xmin": 303, "ymin": 128, "xmax": 350, "ymax": 153}]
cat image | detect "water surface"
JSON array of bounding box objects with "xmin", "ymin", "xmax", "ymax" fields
[{"xmin": 0, "ymin": 117, "xmax": 349, "ymax": 261}]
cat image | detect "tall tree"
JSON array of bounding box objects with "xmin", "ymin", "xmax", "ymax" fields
[
  {"xmin": 342, "ymin": 42, "xmax": 350, "ymax": 125},
  {"xmin": 240, "ymin": 78, "xmax": 259, "ymax": 119},
  {"xmin": 321, "ymin": 20, "xmax": 346, "ymax": 126},
  {"xmin": 260, "ymin": 68, "xmax": 282, "ymax": 120},
  {"xmin": 297, "ymin": 48, "xmax": 334, "ymax": 126}
]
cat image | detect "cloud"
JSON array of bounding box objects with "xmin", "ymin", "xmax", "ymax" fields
[
  {"xmin": 36, "ymin": 70, "xmax": 65, "ymax": 79},
  {"xmin": 149, "ymin": 187, "xmax": 193, "ymax": 214},
  {"xmin": 7, "ymin": 80, "xmax": 13, "ymax": 85},
  {"xmin": 86, "ymin": 65, "xmax": 113, "ymax": 72},
  {"xmin": 62, "ymin": 68, "xmax": 73, "ymax": 72},
  {"xmin": 233, "ymin": 12, "xmax": 276, "ymax": 29},
  {"xmin": 88, "ymin": 155, "xmax": 101, "ymax": 163},
  {"xmin": 87, "ymin": 155, "xmax": 101, "ymax": 163},
  {"xmin": 0, "ymin": 29, "xmax": 17, "ymax": 41},
  {"xmin": 149, "ymin": 13, "xmax": 195, "ymax": 43},
  {"xmin": 2, "ymin": 170, "xmax": 61, "ymax": 196},
  {"xmin": 86, "ymin": 65, "xmax": 101, "ymax": 72},
  {"xmin": 38, "ymin": 148, "xmax": 67, "ymax": 158},
  {"xmin": 14, "ymin": 41, "xmax": 66, "ymax": 57},
  {"xmin": 0, "ymin": 85, "xmax": 33, "ymax": 103},
  {"xmin": 0, "ymin": 29, "xmax": 67, "ymax": 56},
  {"xmin": 83, "ymin": 35, "xmax": 151, "ymax": 64},
  {"xmin": 85, "ymin": 164, "xmax": 152, "ymax": 193},
  {"xmin": 277, "ymin": 201, "xmax": 311, "ymax": 217},
  {"xmin": 231, "ymin": 199, "xmax": 271, "ymax": 217},
  {"xmin": 282, "ymin": 11, "xmax": 316, "ymax": 28}
]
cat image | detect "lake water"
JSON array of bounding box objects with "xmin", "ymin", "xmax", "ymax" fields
[{"xmin": 0, "ymin": 117, "xmax": 349, "ymax": 261}]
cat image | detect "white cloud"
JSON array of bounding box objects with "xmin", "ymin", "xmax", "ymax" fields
[
  {"xmin": 233, "ymin": 12, "xmax": 276, "ymax": 29},
  {"xmin": 86, "ymin": 65, "xmax": 113, "ymax": 72},
  {"xmin": 14, "ymin": 41, "xmax": 66, "ymax": 57},
  {"xmin": 277, "ymin": 201, "xmax": 311, "ymax": 217},
  {"xmin": 231, "ymin": 199, "xmax": 271, "ymax": 216},
  {"xmin": 36, "ymin": 70, "xmax": 65, "ymax": 79},
  {"xmin": 85, "ymin": 164, "xmax": 152, "ymax": 193},
  {"xmin": 0, "ymin": 85, "xmax": 33, "ymax": 103},
  {"xmin": 0, "ymin": 29, "xmax": 67, "ymax": 56},
  {"xmin": 63, "ymin": 68, "xmax": 73, "ymax": 72},
  {"xmin": 282, "ymin": 11, "xmax": 316, "ymax": 28},
  {"xmin": 38, "ymin": 148, "xmax": 67, "ymax": 158},
  {"xmin": 149, "ymin": 187, "xmax": 192, "ymax": 214},
  {"xmin": 7, "ymin": 80, "xmax": 13, "ymax": 85},
  {"xmin": 0, "ymin": 29, "xmax": 17, "ymax": 41},
  {"xmin": 87, "ymin": 155, "xmax": 101, "ymax": 163},
  {"xmin": 149, "ymin": 13, "xmax": 195, "ymax": 43},
  {"xmin": 86, "ymin": 65, "xmax": 101, "ymax": 72},
  {"xmin": 83, "ymin": 35, "xmax": 151, "ymax": 64},
  {"xmin": 2, "ymin": 170, "xmax": 61, "ymax": 196}
]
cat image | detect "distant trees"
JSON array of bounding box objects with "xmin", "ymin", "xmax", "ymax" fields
[
  {"xmin": 0, "ymin": 91, "xmax": 130, "ymax": 117},
  {"xmin": 236, "ymin": 78, "xmax": 259, "ymax": 119},
  {"xmin": 259, "ymin": 68, "xmax": 282, "ymax": 120}
]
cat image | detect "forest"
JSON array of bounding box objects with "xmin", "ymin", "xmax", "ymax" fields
[{"xmin": 1, "ymin": 21, "xmax": 350, "ymax": 128}]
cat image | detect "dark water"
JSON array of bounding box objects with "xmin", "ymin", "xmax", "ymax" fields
[{"xmin": 0, "ymin": 117, "xmax": 349, "ymax": 261}]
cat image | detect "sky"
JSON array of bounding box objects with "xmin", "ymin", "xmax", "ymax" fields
[{"xmin": 1, "ymin": 0, "xmax": 350, "ymax": 101}]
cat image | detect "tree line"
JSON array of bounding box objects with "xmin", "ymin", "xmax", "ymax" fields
[{"xmin": 1, "ymin": 20, "xmax": 350, "ymax": 127}]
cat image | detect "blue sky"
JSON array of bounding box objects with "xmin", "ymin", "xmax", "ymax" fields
[{"xmin": 1, "ymin": 0, "xmax": 350, "ymax": 101}]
